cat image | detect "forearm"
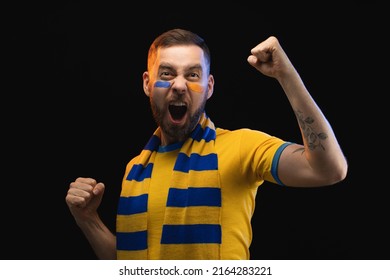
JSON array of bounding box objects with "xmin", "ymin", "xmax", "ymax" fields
[
  {"xmin": 279, "ymin": 70, "xmax": 348, "ymax": 183},
  {"xmin": 76, "ymin": 215, "xmax": 117, "ymax": 260}
]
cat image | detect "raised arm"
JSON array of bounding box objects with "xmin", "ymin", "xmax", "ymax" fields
[{"xmin": 247, "ymin": 36, "xmax": 348, "ymax": 187}]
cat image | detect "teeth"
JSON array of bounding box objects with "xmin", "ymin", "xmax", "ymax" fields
[{"xmin": 171, "ymin": 102, "xmax": 186, "ymax": 106}]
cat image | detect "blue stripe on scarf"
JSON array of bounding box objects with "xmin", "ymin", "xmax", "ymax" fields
[
  {"xmin": 117, "ymin": 231, "xmax": 147, "ymax": 250},
  {"xmin": 144, "ymin": 135, "xmax": 161, "ymax": 150},
  {"xmin": 161, "ymin": 224, "xmax": 221, "ymax": 244},
  {"xmin": 174, "ymin": 153, "xmax": 218, "ymax": 172},
  {"xmin": 166, "ymin": 187, "xmax": 221, "ymax": 207},
  {"xmin": 126, "ymin": 163, "xmax": 153, "ymax": 181},
  {"xmin": 117, "ymin": 194, "xmax": 148, "ymax": 215},
  {"xmin": 192, "ymin": 124, "xmax": 216, "ymax": 142}
]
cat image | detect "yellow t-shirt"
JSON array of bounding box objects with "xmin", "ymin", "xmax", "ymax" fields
[{"xmin": 143, "ymin": 127, "xmax": 288, "ymax": 259}]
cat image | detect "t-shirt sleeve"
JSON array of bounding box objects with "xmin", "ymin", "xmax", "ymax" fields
[{"xmin": 238, "ymin": 128, "xmax": 292, "ymax": 186}]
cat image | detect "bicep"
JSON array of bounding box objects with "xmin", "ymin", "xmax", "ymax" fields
[{"xmin": 277, "ymin": 143, "xmax": 324, "ymax": 187}]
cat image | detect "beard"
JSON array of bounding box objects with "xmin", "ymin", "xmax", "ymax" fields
[{"xmin": 150, "ymin": 96, "xmax": 207, "ymax": 143}]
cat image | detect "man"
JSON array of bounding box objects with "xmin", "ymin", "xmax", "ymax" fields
[{"xmin": 65, "ymin": 28, "xmax": 348, "ymax": 260}]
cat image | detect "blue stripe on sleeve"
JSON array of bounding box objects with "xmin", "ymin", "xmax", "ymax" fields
[{"xmin": 271, "ymin": 142, "xmax": 293, "ymax": 186}]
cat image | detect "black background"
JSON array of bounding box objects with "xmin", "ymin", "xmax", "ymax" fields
[{"xmin": 4, "ymin": 2, "xmax": 388, "ymax": 260}]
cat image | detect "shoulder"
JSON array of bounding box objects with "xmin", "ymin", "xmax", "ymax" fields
[
  {"xmin": 215, "ymin": 127, "xmax": 288, "ymax": 157},
  {"xmin": 216, "ymin": 127, "xmax": 276, "ymax": 141}
]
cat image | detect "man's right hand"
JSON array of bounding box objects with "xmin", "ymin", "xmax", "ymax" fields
[{"xmin": 65, "ymin": 177, "xmax": 105, "ymax": 224}]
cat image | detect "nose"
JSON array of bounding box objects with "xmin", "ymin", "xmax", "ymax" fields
[{"xmin": 171, "ymin": 76, "xmax": 187, "ymax": 94}]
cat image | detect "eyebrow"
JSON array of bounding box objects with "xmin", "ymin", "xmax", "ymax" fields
[
  {"xmin": 158, "ymin": 63, "xmax": 203, "ymax": 72},
  {"xmin": 158, "ymin": 63, "xmax": 174, "ymax": 71},
  {"xmin": 187, "ymin": 65, "xmax": 203, "ymax": 72}
]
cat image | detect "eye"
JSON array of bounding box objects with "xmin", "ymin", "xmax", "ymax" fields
[
  {"xmin": 161, "ymin": 71, "xmax": 171, "ymax": 77},
  {"xmin": 188, "ymin": 73, "xmax": 200, "ymax": 80},
  {"xmin": 160, "ymin": 71, "xmax": 175, "ymax": 80}
]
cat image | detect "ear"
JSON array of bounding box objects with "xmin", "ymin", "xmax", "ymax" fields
[
  {"xmin": 143, "ymin": 71, "xmax": 150, "ymax": 97},
  {"xmin": 206, "ymin": 74, "xmax": 215, "ymax": 99}
]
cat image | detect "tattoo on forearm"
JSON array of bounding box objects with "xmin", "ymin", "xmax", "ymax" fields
[{"xmin": 295, "ymin": 110, "xmax": 328, "ymax": 151}]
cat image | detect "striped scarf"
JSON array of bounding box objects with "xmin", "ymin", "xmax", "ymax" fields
[{"xmin": 116, "ymin": 112, "xmax": 221, "ymax": 259}]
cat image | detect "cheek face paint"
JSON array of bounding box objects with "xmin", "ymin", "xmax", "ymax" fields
[
  {"xmin": 153, "ymin": 80, "xmax": 171, "ymax": 95},
  {"xmin": 187, "ymin": 82, "xmax": 204, "ymax": 93},
  {"xmin": 154, "ymin": 80, "xmax": 171, "ymax": 88},
  {"xmin": 154, "ymin": 80, "xmax": 204, "ymax": 93}
]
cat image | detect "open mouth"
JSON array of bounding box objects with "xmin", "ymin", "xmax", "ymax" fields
[{"xmin": 169, "ymin": 103, "xmax": 187, "ymax": 121}]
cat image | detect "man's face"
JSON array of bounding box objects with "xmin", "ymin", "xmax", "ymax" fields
[{"xmin": 143, "ymin": 45, "xmax": 214, "ymax": 145}]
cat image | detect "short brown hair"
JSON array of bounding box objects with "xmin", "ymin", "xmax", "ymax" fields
[{"xmin": 147, "ymin": 28, "xmax": 211, "ymax": 74}]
